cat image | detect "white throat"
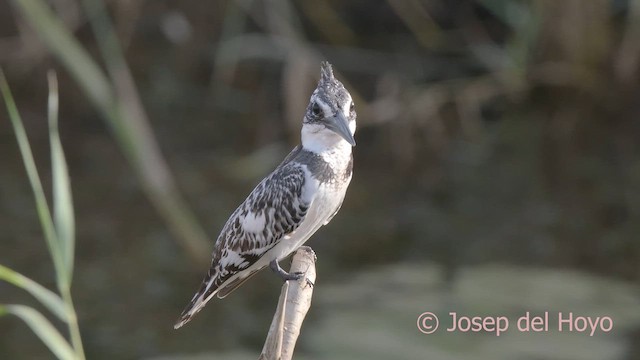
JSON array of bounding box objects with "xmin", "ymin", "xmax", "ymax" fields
[{"xmin": 301, "ymin": 123, "xmax": 353, "ymax": 155}]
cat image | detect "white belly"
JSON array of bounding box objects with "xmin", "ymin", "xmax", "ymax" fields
[{"xmin": 270, "ymin": 182, "xmax": 346, "ymax": 261}]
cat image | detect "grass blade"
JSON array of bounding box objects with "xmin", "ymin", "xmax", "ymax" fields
[
  {"xmin": 0, "ymin": 69, "xmax": 67, "ymax": 289},
  {"xmin": 0, "ymin": 305, "xmax": 76, "ymax": 360},
  {"xmin": 0, "ymin": 264, "xmax": 68, "ymax": 322},
  {"xmin": 48, "ymin": 71, "xmax": 75, "ymax": 280}
]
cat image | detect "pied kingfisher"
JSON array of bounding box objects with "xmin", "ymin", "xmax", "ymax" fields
[{"xmin": 174, "ymin": 61, "xmax": 356, "ymax": 329}]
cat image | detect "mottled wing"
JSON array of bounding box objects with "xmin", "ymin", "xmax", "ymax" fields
[
  {"xmin": 212, "ymin": 163, "xmax": 310, "ymax": 290},
  {"xmin": 174, "ymin": 155, "xmax": 311, "ymax": 328}
]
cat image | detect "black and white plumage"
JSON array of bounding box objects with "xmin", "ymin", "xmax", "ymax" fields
[{"xmin": 174, "ymin": 61, "xmax": 356, "ymax": 329}]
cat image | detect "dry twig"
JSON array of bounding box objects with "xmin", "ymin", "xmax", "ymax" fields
[{"xmin": 259, "ymin": 246, "xmax": 317, "ymax": 360}]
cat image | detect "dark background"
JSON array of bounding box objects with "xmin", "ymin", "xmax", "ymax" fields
[{"xmin": 1, "ymin": 0, "xmax": 639, "ymax": 359}]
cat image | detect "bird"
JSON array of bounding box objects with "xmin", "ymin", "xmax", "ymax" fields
[{"xmin": 174, "ymin": 61, "xmax": 356, "ymax": 329}]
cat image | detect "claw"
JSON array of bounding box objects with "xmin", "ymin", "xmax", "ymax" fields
[
  {"xmin": 270, "ymin": 260, "xmax": 301, "ymax": 281},
  {"xmin": 269, "ymin": 260, "xmax": 315, "ymax": 287},
  {"xmin": 269, "ymin": 260, "xmax": 314, "ymax": 287},
  {"xmin": 304, "ymin": 278, "xmax": 314, "ymax": 288}
]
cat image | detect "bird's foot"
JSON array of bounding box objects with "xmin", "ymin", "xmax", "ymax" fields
[
  {"xmin": 269, "ymin": 260, "xmax": 314, "ymax": 288},
  {"xmin": 269, "ymin": 259, "xmax": 302, "ymax": 281}
]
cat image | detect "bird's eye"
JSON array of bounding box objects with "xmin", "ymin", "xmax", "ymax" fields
[
  {"xmin": 350, "ymin": 102, "xmax": 355, "ymax": 111},
  {"xmin": 312, "ymin": 102, "xmax": 322, "ymax": 116}
]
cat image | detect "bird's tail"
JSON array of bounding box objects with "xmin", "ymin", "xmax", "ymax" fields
[{"xmin": 174, "ymin": 275, "xmax": 219, "ymax": 329}]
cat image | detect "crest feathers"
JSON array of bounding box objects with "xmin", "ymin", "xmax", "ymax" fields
[{"xmin": 320, "ymin": 61, "xmax": 334, "ymax": 82}]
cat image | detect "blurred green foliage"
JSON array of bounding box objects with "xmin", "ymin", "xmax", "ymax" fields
[{"xmin": 1, "ymin": 0, "xmax": 639, "ymax": 358}]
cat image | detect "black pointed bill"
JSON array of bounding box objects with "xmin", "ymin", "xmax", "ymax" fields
[{"xmin": 326, "ymin": 112, "xmax": 356, "ymax": 146}]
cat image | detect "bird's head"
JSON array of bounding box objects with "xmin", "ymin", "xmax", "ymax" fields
[{"xmin": 302, "ymin": 61, "xmax": 356, "ymax": 152}]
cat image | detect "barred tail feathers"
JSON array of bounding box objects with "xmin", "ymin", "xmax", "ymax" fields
[
  {"xmin": 174, "ymin": 266, "xmax": 264, "ymax": 328},
  {"xmin": 174, "ymin": 276, "xmax": 219, "ymax": 329}
]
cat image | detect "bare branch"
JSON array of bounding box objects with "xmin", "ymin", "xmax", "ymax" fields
[{"xmin": 259, "ymin": 246, "xmax": 316, "ymax": 360}]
